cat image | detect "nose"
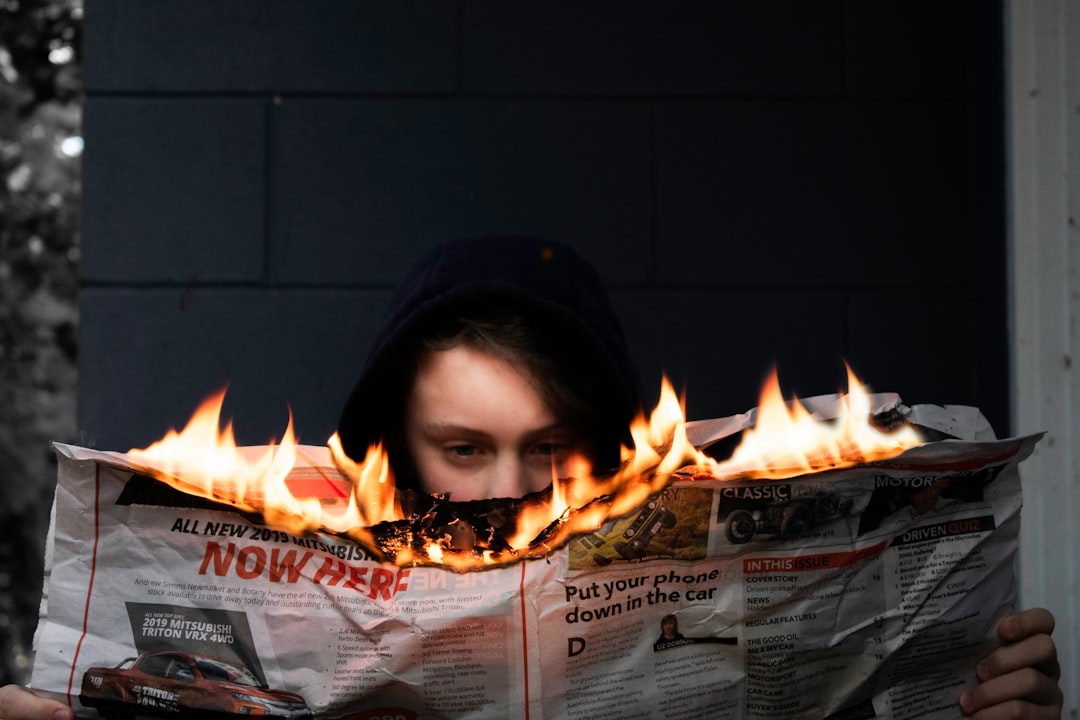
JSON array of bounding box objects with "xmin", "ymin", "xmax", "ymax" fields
[
  {"xmin": 482, "ymin": 453, "xmax": 552, "ymax": 499},
  {"xmin": 483, "ymin": 453, "xmax": 529, "ymax": 499}
]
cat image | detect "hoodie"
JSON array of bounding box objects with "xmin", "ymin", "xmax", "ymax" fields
[{"xmin": 336, "ymin": 235, "xmax": 642, "ymax": 493}]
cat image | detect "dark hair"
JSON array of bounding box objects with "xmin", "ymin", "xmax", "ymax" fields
[{"xmin": 383, "ymin": 294, "xmax": 628, "ymax": 492}]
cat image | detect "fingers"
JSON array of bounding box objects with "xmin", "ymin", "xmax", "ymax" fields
[
  {"xmin": 984, "ymin": 610, "xmax": 1060, "ymax": 682},
  {"xmin": 962, "ymin": 700, "xmax": 1063, "ymax": 720},
  {"xmin": 0, "ymin": 685, "xmax": 73, "ymax": 720},
  {"xmin": 960, "ymin": 667, "xmax": 1064, "ymax": 718},
  {"xmin": 958, "ymin": 609, "xmax": 1064, "ymax": 720},
  {"xmin": 996, "ymin": 608, "xmax": 1055, "ymax": 644},
  {"xmin": 979, "ymin": 630, "xmax": 1060, "ymax": 682}
]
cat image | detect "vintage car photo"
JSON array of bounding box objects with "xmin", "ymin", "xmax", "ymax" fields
[
  {"xmin": 79, "ymin": 651, "xmax": 311, "ymax": 719},
  {"xmin": 719, "ymin": 488, "xmax": 856, "ymax": 544}
]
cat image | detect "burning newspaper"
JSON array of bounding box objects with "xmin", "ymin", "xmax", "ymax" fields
[{"xmin": 31, "ymin": 394, "xmax": 1039, "ymax": 719}]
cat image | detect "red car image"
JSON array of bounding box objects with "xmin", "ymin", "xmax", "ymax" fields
[{"xmin": 80, "ymin": 651, "xmax": 311, "ymax": 719}]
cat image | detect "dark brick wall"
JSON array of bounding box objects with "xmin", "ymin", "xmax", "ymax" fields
[{"xmin": 79, "ymin": 0, "xmax": 1007, "ymax": 449}]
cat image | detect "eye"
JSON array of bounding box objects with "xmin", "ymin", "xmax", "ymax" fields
[
  {"xmin": 532, "ymin": 443, "xmax": 561, "ymax": 457},
  {"xmin": 530, "ymin": 441, "xmax": 575, "ymax": 462},
  {"xmin": 446, "ymin": 444, "xmax": 481, "ymax": 459}
]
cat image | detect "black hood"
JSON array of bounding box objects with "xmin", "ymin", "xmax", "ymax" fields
[{"xmin": 336, "ymin": 235, "xmax": 643, "ymax": 488}]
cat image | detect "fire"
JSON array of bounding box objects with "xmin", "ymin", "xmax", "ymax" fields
[
  {"xmin": 119, "ymin": 367, "xmax": 923, "ymax": 570},
  {"xmin": 707, "ymin": 365, "xmax": 924, "ymax": 481},
  {"xmin": 126, "ymin": 390, "xmax": 376, "ymax": 542}
]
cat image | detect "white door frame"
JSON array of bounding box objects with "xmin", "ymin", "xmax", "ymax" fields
[{"xmin": 1007, "ymin": 0, "xmax": 1079, "ymax": 709}]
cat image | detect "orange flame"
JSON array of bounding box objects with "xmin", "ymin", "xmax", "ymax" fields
[
  {"xmin": 119, "ymin": 367, "xmax": 922, "ymax": 569},
  {"xmin": 127, "ymin": 390, "xmax": 370, "ymax": 540},
  {"xmin": 706, "ymin": 364, "xmax": 924, "ymax": 480}
]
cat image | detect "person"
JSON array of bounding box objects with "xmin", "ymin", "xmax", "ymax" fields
[
  {"xmin": 0, "ymin": 236, "xmax": 1063, "ymax": 720},
  {"xmin": 335, "ymin": 235, "xmax": 641, "ymax": 501},
  {"xmin": 654, "ymin": 614, "xmax": 686, "ymax": 651},
  {"xmin": 658, "ymin": 614, "xmax": 683, "ymax": 641}
]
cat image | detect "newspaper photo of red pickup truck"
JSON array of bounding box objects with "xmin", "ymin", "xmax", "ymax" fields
[{"xmin": 79, "ymin": 651, "xmax": 311, "ymax": 719}]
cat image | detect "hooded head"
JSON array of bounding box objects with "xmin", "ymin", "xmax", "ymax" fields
[{"xmin": 336, "ymin": 235, "xmax": 642, "ymax": 497}]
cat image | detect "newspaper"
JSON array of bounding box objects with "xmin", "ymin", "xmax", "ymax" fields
[{"xmin": 30, "ymin": 399, "xmax": 1040, "ymax": 720}]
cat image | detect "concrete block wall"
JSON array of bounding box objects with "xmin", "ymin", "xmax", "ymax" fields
[{"xmin": 79, "ymin": 0, "xmax": 1006, "ymax": 450}]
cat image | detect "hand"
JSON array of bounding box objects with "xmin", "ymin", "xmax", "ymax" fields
[
  {"xmin": 960, "ymin": 608, "xmax": 1063, "ymax": 719},
  {"xmin": 0, "ymin": 685, "xmax": 73, "ymax": 720}
]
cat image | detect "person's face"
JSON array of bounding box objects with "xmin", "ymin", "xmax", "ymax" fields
[
  {"xmin": 404, "ymin": 345, "xmax": 579, "ymax": 501},
  {"xmin": 662, "ymin": 618, "xmax": 677, "ymax": 638}
]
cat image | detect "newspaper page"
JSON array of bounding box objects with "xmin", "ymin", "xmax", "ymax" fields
[{"xmin": 30, "ymin": 403, "xmax": 1040, "ymax": 720}]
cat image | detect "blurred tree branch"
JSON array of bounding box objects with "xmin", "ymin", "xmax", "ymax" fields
[{"xmin": 0, "ymin": 0, "xmax": 82, "ymax": 687}]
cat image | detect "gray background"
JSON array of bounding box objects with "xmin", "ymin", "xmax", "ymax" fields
[{"xmin": 78, "ymin": 0, "xmax": 1006, "ymax": 450}]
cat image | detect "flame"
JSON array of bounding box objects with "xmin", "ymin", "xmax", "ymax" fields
[
  {"xmin": 126, "ymin": 391, "xmax": 384, "ymax": 542},
  {"xmin": 707, "ymin": 364, "xmax": 924, "ymax": 480},
  {"xmin": 126, "ymin": 388, "xmax": 293, "ymax": 508},
  {"xmin": 118, "ymin": 366, "xmax": 923, "ymax": 570}
]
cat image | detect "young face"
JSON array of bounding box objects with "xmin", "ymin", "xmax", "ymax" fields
[{"xmin": 403, "ymin": 345, "xmax": 580, "ymax": 500}]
